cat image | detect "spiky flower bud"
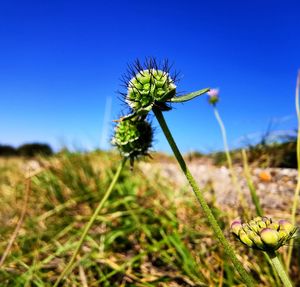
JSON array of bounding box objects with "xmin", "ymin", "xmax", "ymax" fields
[
  {"xmin": 127, "ymin": 69, "xmax": 176, "ymax": 114},
  {"xmin": 120, "ymin": 58, "xmax": 210, "ymax": 120},
  {"xmin": 112, "ymin": 119, "xmax": 153, "ymax": 165},
  {"xmin": 231, "ymin": 217, "xmax": 297, "ymax": 251},
  {"xmin": 123, "ymin": 59, "xmax": 177, "ymax": 116}
]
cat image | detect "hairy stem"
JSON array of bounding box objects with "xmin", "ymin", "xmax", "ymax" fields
[
  {"xmin": 54, "ymin": 158, "xmax": 127, "ymax": 286},
  {"xmin": 268, "ymin": 251, "xmax": 293, "ymax": 287},
  {"xmin": 286, "ymin": 70, "xmax": 300, "ymax": 269},
  {"xmin": 153, "ymin": 107, "xmax": 255, "ymax": 287}
]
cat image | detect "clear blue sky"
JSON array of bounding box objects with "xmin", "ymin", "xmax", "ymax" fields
[{"xmin": 0, "ymin": 0, "xmax": 299, "ymax": 153}]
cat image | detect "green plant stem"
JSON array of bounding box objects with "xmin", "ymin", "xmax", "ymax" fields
[
  {"xmin": 213, "ymin": 107, "xmax": 248, "ymax": 216},
  {"xmin": 153, "ymin": 107, "xmax": 255, "ymax": 287},
  {"xmin": 242, "ymin": 149, "xmax": 263, "ymax": 217},
  {"xmin": 267, "ymin": 251, "xmax": 293, "ymax": 287},
  {"xmin": 263, "ymin": 252, "xmax": 281, "ymax": 287},
  {"xmin": 54, "ymin": 158, "xmax": 127, "ymax": 287},
  {"xmin": 286, "ymin": 70, "xmax": 300, "ymax": 269}
]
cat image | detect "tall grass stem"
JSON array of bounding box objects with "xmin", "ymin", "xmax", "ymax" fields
[
  {"xmin": 286, "ymin": 70, "xmax": 300, "ymax": 269},
  {"xmin": 242, "ymin": 149, "xmax": 263, "ymax": 216},
  {"xmin": 153, "ymin": 107, "xmax": 255, "ymax": 287},
  {"xmin": 213, "ymin": 107, "xmax": 248, "ymax": 216},
  {"xmin": 54, "ymin": 158, "xmax": 127, "ymax": 287}
]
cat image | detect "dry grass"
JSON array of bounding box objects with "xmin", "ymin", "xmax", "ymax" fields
[{"xmin": 0, "ymin": 152, "xmax": 299, "ymax": 286}]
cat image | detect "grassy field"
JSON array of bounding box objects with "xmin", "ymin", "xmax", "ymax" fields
[{"xmin": 0, "ymin": 152, "xmax": 299, "ymax": 286}]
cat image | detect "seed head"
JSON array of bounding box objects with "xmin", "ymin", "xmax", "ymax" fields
[
  {"xmin": 122, "ymin": 59, "xmax": 177, "ymax": 116},
  {"xmin": 112, "ymin": 119, "xmax": 153, "ymax": 165},
  {"xmin": 231, "ymin": 217, "xmax": 297, "ymax": 252}
]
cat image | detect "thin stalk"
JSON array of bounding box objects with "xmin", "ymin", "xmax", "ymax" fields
[
  {"xmin": 286, "ymin": 70, "xmax": 300, "ymax": 269},
  {"xmin": 242, "ymin": 149, "xmax": 263, "ymax": 216},
  {"xmin": 213, "ymin": 107, "xmax": 248, "ymax": 216},
  {"xmin": 54, "ymin": 158, "xmax": 127, "ymax": 287},
  {"xmin": 263, "ymin": 252, "xmax": 281, "ymax": 287},
  {"xmin": 267, "ymin": 251, "xmax": 293, "ymax": 287},
  {"xmin": 153, "ymin": 107, "xmax": 255, "ymax": 287}
]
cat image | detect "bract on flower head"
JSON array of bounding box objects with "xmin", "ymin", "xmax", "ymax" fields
[{"xmin": 231, "ymin": 217, "xmax": 298, "ymax": 252}]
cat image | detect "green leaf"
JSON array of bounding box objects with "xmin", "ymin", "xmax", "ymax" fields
[{"xmin": 169, "ymin": 88, "xmax": 210, "ymax": 103}]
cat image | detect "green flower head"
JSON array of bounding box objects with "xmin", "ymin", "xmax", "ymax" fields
[
  {"xmin": 112, "ymin": 118, "xmax": 153, "ymax": 165},
  {"xmin": 231, "ymin": 217, "xmax": 298, "ymax": 252},
  {"xmin": 118, "ymin": 58, "xmax": 210, "ymax": 122},
  {"xmin": 121, "ymin": 58, "xmax": 178, "ymax": 116}
]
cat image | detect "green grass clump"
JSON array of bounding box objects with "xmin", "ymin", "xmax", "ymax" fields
[{"xmin": 1, "ymin": 153, "xmax": 298, "ymax": 286}]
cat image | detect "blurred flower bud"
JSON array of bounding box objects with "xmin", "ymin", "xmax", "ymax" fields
[
  {"xmin": 231, "ymin": 217, "xmax": 297, "ymax": 252},
  {"xmin": 123, "ymin": 59, "xmax": 177, "ymax": 116},
  {"xmin": 112, "ymin": 119, "xmax": 153, "ymax": 166},
  {"xmin": 207, "ymin": 88, "xmax": 219, "ymax": 105}
]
